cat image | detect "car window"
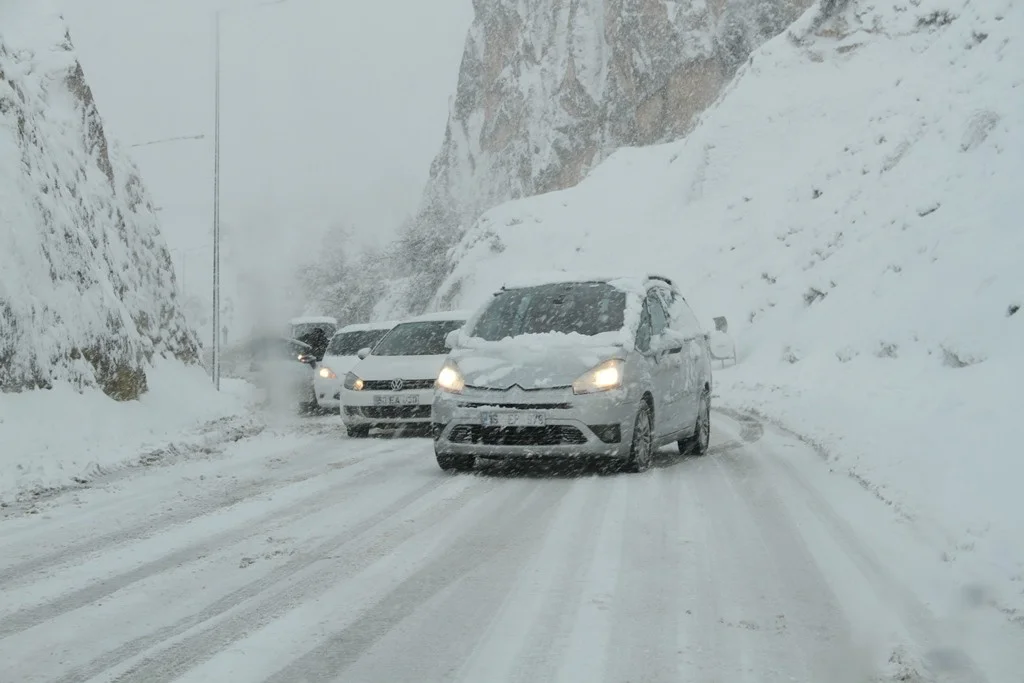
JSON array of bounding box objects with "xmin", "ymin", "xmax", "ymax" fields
[
  {"xmin": 372, "ymin": 320, "xmax": 464, "ymax": 356},
  {"xmin": 469, "ymin": 282, "xmax": 626, "ymax": 341},
  {"xmin": 636, "ymin": 301, "xmax": 653, "ymax": 352},
  {"xmin": 326, "ymin": 329, "xmax": 390, "ymax": 356},
  {"xmin": 673, "ymin": 300, "xmax": 701, "ymax": 337},
  {"xmin": 647, "ymin": 292, "xmax": 668, "ymax": 336}
]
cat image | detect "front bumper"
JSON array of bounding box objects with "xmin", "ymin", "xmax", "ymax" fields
[
  {"xmin": 313, "ymin": 377, "xmax": 341, "ymax": 409},
  {"xmin": 432, "ymin": 385, "xmax": 636, "ymax": 459},
  {"xmin": 341, "ymin": 387, "xmax": 434, "ymax": 426}
]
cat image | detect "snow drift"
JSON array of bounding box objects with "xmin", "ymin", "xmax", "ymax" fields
[
  {"xmin": 435, "ymin": 0, "xmax": 1024, "ymax": 607},
  {"xmin": 0, "ymin": 2, "xmax": 198, "ymax": 399}
]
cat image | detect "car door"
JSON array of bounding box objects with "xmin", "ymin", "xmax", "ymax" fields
[
  {"xmin": 647, "ymin": 289, "xmax": 689, "ymax": 435},
  {"xmin": 640, "ymin": 292, "xmax": 676, "ymax": 439},
  {"xmin": 667, "ymin": 297, "xmax": 708, "ymax": 430}
]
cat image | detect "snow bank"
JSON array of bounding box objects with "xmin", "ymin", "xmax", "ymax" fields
[
  {"xmin": 0, "ymin": 359, "xmax": 256, "ymax": 504},
  {"xmin": 436, "ymin": 0, "xmax": 1024, "ymax": 602},
  {"xmin": 0, "ymin": 1, "xmax": 198, "ymax": 398}
]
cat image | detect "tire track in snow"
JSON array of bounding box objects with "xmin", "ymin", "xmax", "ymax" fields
[
  {"xmin": 0, "ymin": 438, "xmax": 405, "ymax": 590},
  {"xmin": 708, "ymin": 443, "xmax": 849, "ymax": 682},
  {"xmin": 442, "ymin": 475, "xmax": 610, "ymax": 683},
  {"xmin": 0, "ymin": 444, "xmax": 425, "ymax": 639},
  {"xmin": 84, "ymin": 474, "xmax": 509, "ymax": 683},
  {"xmin": 258, "ymin": 479, "xmax": 575, "ymax": 683},
  {"xmin": 759, "ymin": 439, "xmax": 995, "ymax": 682}
]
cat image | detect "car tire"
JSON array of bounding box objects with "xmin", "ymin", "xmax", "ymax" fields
[
  {"xmin": 679, "ymin": 389, "xmax": 711, "ymax": 456},
  {"xmin": 346, "ymin": 425, "xmax": 370, "ymax": 438},
  {"xmin": 298, "ymin": 401, "xmax": 317, "ymax": 415},
  {"xmin": 436, "ymin": 453, "xmax": 475, "ymax": 472},
  {"xmin": 623, "ymin": 401, "xmax": 654, "ymax": 473}
]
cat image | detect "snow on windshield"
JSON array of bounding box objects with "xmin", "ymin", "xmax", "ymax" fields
[
  {"xmin": 372, "ymin": 320, "xmax": 465, "ymax": 356},
  {"xmin": 469, "ymin": 282, "xmax": 626, "ymax": 341}
]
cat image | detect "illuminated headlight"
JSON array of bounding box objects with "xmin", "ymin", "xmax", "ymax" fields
[
  {"xmin": 318, "ymin": 367, "xmax": 337, "ymax": 380},
  {"xmin": 435, "ymin": 361, "xmax": 465, "ymax": 394},
  {"xmin": 572, "ymin": 359, "xmax": 624, "ymax": 395},
  {"xmin": 343, "ymin": 372, "xmax": 364, "ymax": 391}
]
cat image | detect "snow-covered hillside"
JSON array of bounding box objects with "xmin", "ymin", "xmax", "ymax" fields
[
  {"xmin": 0, "ymin": 2, "xmax": 197, "ymax": 398},
  {"xmin": 372, "ymin": 0, "xmax": 811, "ymax": 317},
  {"xmin": 436, "ymin": 0, "xmax": 1024, "ymax": 607}
]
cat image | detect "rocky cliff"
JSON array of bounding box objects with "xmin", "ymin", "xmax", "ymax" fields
[
  {"xmin": 371, "ymin": 0, "xmax": 811, "ymax": 317},
  {"xmin": 0, "ymin": 3, "xmax": 199, "ymax": 399}
]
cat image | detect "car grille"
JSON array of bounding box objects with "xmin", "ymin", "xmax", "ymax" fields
[
  {"xmin": 447, "ymin": 425, "xmax": 587, "ymax": 446},
  {"xmin": 362, "ymin": 379, "xmax": 435, "ymax": 391},
  {"xmin": 358, "ymin": 405, "xmax": 432, "ymax": 419},
  {"xmin": 456, "ymin": 401, "xmax": 571, "ymax": 410}
]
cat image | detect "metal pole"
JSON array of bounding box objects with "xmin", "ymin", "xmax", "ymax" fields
[{"xmin": 212, "ymin": 9, "xmax": 222, "ymax": 390}]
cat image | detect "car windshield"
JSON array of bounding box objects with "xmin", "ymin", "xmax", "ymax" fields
[
  {"xmin": 326, "ymin": 329, "xmax": 390, "ymax": 356},
  {"xmin": 372, "ymin": 320, "xmax": 465, "ymax": 356},
  {"xmin": 469, "ymin": 282, "xmax": 626, "ymax": 341}
]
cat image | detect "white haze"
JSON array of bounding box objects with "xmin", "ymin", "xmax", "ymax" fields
[{"xmin": 58, "ymin": 0, "xmax": 474, "ymax": 341}]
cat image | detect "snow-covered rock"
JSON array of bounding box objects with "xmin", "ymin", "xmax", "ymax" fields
[
  {"xmin": 376, "ymin": 0, "xmax": 811, "ymax": 316},
  {"xmin": 434, "ymin": 0, "xmax": 1024, "ymax": 607},
  {"xmin": 0, "ymin": 2, "xmax": 198, "ymax": 399}
]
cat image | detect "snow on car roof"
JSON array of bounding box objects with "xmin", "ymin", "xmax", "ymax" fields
[
  {"xmin": 335, "ymin": 320, "xmax": 401, "ymax": 333},
  {"xmin": 289, "ymin": 316, "xmax": 337, "ymax": 325},
  {"xmin": 496, "ymin": 271, "xmax": 675, "ymax": 293},
  {"xmin": 401, "ymin": 309, "xmax": 474, "ymax": 323}
]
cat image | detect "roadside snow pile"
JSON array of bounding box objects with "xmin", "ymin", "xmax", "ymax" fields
[
  {"xmin": 0, "ymin": 1, "xmax": 198, "ymax": 398},
  {"xmin": 0, "ymin": 361, "xmax": 257, "ymax": 504},
  {"xmin": 436, "ymin": 0, "xmax": 1024, "ymax": 600}
]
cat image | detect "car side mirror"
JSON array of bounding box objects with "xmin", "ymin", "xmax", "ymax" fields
[
  {"xmin": 444, "ymin": 330, "xmax": 460, "ymax": 350},
  {"xmin": 356, "ymin": 347, "xmax": 371, "ymax": 360}
]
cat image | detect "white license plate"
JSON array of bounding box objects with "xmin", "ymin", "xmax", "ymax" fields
[
  {"xmin": 373, "ymin": 394, "xmax": 419, "ymax": 406},
  {"xmin": 481, "ymin": 411, "xmax": 546, "ymax": 428}
]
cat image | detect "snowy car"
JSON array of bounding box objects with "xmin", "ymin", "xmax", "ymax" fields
[
  {"xmin": 341, "ymin": 311, "xmax": 472, "ymax": 437},
  {"xmin": 313, "ymin": 321, "xmax": 400, "ymax": 411},
  {"xmin": 432, "ymin": 275, "xmax": 713, "ymax": 472},
  {"xmin": 239, "ymin": 336, "xmax": 319, "ymax": 413}
]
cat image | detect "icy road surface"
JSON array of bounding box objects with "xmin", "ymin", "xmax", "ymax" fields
[{"xmin": 1, "ymin": 412, "xmax": 1019, "ymax": 683}]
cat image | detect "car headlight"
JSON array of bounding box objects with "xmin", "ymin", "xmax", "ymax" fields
[
  {"xmin": 343, "ymin": 372, "xmax": 364, "ymax": 391},
  {"xmin": 572, "ymin": 359, "xmax": 624, "ymax": 395},
  {"xmin": 318, "ymin": 367, "xmax": 337, "ymax": 380},
  {"xmin": 435, "ymin": 361, "xmax": 465, "ymax": 393}
]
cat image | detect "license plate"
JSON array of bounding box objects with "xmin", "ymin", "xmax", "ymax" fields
[
  {"xmin": 373, "ymin": 394, "xmax": 419, "ymax": 406},
  {"xmin": 481, "ymin": 411, "xmax": 546, "ymax": 428}
]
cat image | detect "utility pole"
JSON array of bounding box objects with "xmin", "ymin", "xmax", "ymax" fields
[
  {"xmin": 211, "ymin": 0, "xmax": 288, "ymax": 390},
  {"xmin": 212, "ymin": 9, "xmax": 223, "ymax": 390}
]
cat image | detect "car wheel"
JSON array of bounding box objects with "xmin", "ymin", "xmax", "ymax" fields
[
  {"xmin": 298, "ymin": 401, "xmax": 317, "ymax": 415},
  {"xmin": 436, "ymin": 453, "xmax": 475, "ymax": 472},
  {"xmin": 623, "ymin": 401, "xmax": 654, "ymax": 473},
  {"xmin": 679, "ymin": 389, "xmax": 711, "ymax": 456},
  {"xmin": 346, "ymin": 425, "xmax": 370, "ymax": 438}
]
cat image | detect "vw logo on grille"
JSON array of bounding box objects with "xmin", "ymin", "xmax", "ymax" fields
[{"xmin": 390, "ymin": 378, "xmax": 404, "ymax": 392}]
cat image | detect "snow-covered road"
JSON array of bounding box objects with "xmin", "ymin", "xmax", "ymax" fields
[{"xmin": 1, "ymin": 412, "xmax": 1019, "ymax": 683}]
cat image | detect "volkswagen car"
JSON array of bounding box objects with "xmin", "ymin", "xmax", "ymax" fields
[
  {"xmin": 432, "ymin": 275, "xmax": 713, "ymax": 472},
  {"xmin": 313, "ymin": 321, "xmax": 400, "ymax": 411},
  {"xmin": 341, "ymin": 311, "xmax": 471, "ymax": 437}
]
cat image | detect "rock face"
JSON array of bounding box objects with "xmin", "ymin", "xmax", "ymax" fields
[
  {"xmin": 376, "ymin": 0, "xmax": 812, "ymax": 316},
  {"xmin": 0, "ymin": 3, "xmax": 199, "ymax": 399}
]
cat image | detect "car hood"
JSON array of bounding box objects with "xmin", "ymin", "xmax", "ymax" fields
[
  {"xmin": 351, "ymin": 354, "xmax": 449, "ymax": 382},
  {"xmin": 450, "ymin": 343, "xmax": 624, "ymax": 390},
  {"xmin": 318, "ymin": 354, "xmax": 360, "ymax": 376}
]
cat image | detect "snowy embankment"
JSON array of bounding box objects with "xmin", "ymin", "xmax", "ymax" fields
[
  {"xmin": 436, "ymin": 0, "xmax": 1024, "ymax": 606},
  {"xmin": 1, "ymin": 3, "xmax": 260, "ymax": 502},
  {"xmin": 0, "ymin": 361, "xmax": 258, "ymax": 505}
]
